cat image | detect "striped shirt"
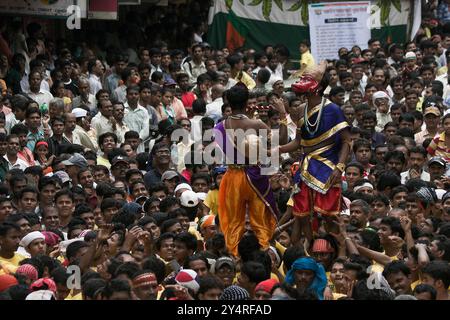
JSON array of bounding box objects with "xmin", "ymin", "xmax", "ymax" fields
[{"xmin": 427, "ymin": 132, "xmax": 450, "ymax": 162}]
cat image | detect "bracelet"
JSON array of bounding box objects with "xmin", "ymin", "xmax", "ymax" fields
[
  {"xmin": 336, "ymin": 163, "xmax": 345, "ymax": 173},
  {"xmin": 279, "ymin": 118, "xmax": 288, "ymax": 126},
  {"xmin": 344, "ymin": 237, "xmax": 351, "ymax": 241}
]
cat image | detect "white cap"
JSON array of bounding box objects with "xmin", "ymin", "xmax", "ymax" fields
[
  {"xmin": 404, "ymin": 52, "xmax": 416, "ymax": 60},
  {"xmin": 72, "ymin": 108, "xmax": 88, "ymax": 118},
  {"xmin": 174, "ymin": 183, "xmax": 193, "ymax": 194},
  {"xmin": 180, "ymin": 190, "xmax": 199, "ymax": 208},
  {"xmin": 268, "ymin": 75, "xmax": 283, "ymax": 87},
  {"xmin": 26, "ymin": 290, "xmax": 55, "ymax": 300},
  {"xmin": 20, "ymin": 231, "xmax": 45, "ymax": 248}
]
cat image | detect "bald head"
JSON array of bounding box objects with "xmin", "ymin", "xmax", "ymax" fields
[{"xmin": 211, "ymin": 84, "xmax": 225, "ymax": 100}]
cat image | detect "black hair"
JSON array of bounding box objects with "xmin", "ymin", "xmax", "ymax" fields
[
  {"xmin": 82, "ymin": 278, "xmax": 107, "ymax": 299},
  {"xmin": 159, "ymin": 197, "xmax": 179, "ymax": 214},
  {"xmin": 380, "ymin": 216, "xmax": 405, "ymax": 238},
  {"xmin": 174, "ymin": 232, "xmax": 197, "ymax": 252},
  {"xmin": 66, "ymin": 241, "xmax": 89, "ymax": 262},
  {"xmin": 192, "ymin": 99, "xmax": 207, "ymax": 114},
  {"xmin": 102, "ymin": 278, "xmax": 132, "ymax": 299},
  {"xmin": 360, "ymin": 228, "xmax": 382, "ymax": 252},
  {"xmin": 51, "ymin": 267, "xmax": 70, "ymax": 285},
  {"xmin": 101, "ymin": 198, "xmax": 118, "ymax": 212},
  {"xmin": 10, "ymin": 123, "xmax": 29, "ymax": 136},
  {"xmin": 18, "ymin": 186, "xmax": 38, "ymax": 200},
  {"xmin": 422, "ymin": 261, "xmax": 450, "ymax": 288},
  {"xmin": 155, "ymin": 232, "xmax": 175, "ymax": 251},
  {"xmin": 238, "ymin": 232, "xmax": 261, "ymax": 263},
  {"xmin": 241, "ymin": 261, "xmax": 269, "ymax": 284},
  {"xmin": 226, "ymin": 84, "xmax": 249, "ymax": 111},
  {"xmin": 197, "ymin": 275, "xmax": 224, "ymax": 296},
  {"xmin": 413, "ymin": 284, "xmax": 437, "ymax": 300},
  {"xmin": 141, "ymin": 256, "xmax": 166, "ymax": 284},
  {"xmin": 384, "ymin": 150, "xmax": 406, "ymax": 165},
  {"xmin": 54, "ymin": 189, "xmax": 74, "ymax": 203},
  {"xmin": 185, "ymin": 253, "xmax": 210, "ymax": 270},
  {"xmin": 398, "ymin": 113, "xmax": 415, "ymax": 124},
  {"xmin": 114, "ymin": 261, "xmax": 141, "ymax": 280},
  {"xmin": 282, "ymin": 245, "xmax": 306, "ymax": 271},
  {"xmin": 351, "ymin": 279, "xmax": 394, "ymax": 300},
  {"xmin": 6, "ymin": 284, "xmax": 29, "ymax": 300},
  {"xmin": 382, "ymin": 260, "xmax": 411, "ymax": 279},
  {"xmin": 352, "ymin": 138, "xmax": 371, "ymax": 153},
  {"xmin": 0, "ymin": 222, "xmax": 20, "ymax": 236}
]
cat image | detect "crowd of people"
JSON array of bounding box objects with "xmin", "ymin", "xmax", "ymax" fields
[{"xmin": 0, "ymin": 1, "xmax": 449, "ymax": 301}]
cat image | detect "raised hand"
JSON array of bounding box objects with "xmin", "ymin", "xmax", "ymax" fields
[{"xmin": 400, "ymin": 216, "xmax": 412, "ymax": 232}]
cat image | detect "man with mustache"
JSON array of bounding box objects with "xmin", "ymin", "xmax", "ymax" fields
[{"xmin": 400, "ymin": 146, "xmax": 430, "ymax": 184}]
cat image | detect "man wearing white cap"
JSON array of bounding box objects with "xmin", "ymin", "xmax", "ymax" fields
[
  {"xmin": 373, "ymin": 91, "xmax": 392, "ymax": 132},
  {"xmin": 19, "ymin": 231, "xmax": 46, "ymax": 258},
  {"xmin": 174, "ymin": 183, "xmax": 193, "ymax": 198},
  {"xmin": 402, "ymin": 52, "xmax": 418, "ymax": 82},
  {"xmin": 72, "ymin": 107, "xmax": 98, "ymax": 151}
]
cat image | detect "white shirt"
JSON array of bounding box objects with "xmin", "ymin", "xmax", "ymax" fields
[
  {"xmin": 4, "ymin": 155, "xmax": 28, "ymax": 171},
  {"xmin": 21, "ymin": 77, "xmax": 50, "ymax": 94},
  {"xmin": 27, "ymin": 89, "xmax": 53, "ymax": 108},
  {"xmin": 91, "ymin": 114, "xmax": 116, "ymax": 141},
  {"xmin": 89, "ymin": 73, "xmax": 102, "ymax": 95},
  {"xmin": 5, "ymin": 113, "xmax": 20, "ymax": 134},
  {"xmin": 400, "ymin": 170, "xmax": 430, "ymax": 184},
  {"xmin": 123, "ymin": 102, "xmax": 150, "ymax": 153},
  {"xmin": 436, "ymin": 74, "xmax": 450, "ymax": 107},
  {"xmin": 63, "ymin": 132, "xmax": 81, "ymax": 146},
  {"xmin": 205, "ymin": 97, "xmax": 224, "ymax": 123},
  {"xmin": 182, "ymin": 60, "xmax": 207, "ymax": 84}
]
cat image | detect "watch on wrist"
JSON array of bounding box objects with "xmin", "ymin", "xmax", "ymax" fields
[{"xmin": 336, "ymin": 163, "xmax": 345, "ymax": 172}]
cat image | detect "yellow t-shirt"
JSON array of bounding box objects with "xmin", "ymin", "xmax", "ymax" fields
[
  {"xmin": 0, "ymin": 253, "xmax": 26, "ymax": 274},
  {"xmin": 96, "ymin": 156, "xmax": 111, "ymax": 169},
  {"xmin": 300, "ymin": 51, "xmax": 315, "ymax": 72},
  {"xmin": 65, "ymin": 290, "xmax": 83, "ymax": 300},
  {"xmin": 235, "ymin": 71, "xmax": 256, "ymax": 90},
  {"xmin": 204, "ymin": 189, "xmax": 219, "ymax": 216}
]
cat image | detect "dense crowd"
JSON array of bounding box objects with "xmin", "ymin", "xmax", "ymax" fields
[{"xmin": 0, "ymin": 1, "xmax": 449, "ymax": 301}]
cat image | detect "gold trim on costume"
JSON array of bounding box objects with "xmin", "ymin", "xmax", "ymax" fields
[{"xmin": 300, "ymin": 122, "xmax": 349, "ymax": 147}]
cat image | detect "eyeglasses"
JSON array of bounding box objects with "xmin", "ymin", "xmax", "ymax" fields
[{"xmin": 156, "ymin": 150, "xmax": 170, "ymax": 155}]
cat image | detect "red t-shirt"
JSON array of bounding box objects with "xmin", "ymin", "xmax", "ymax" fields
[{"xmin": 181, "ymin": 92, "xmax": 196, "ymax": 109}]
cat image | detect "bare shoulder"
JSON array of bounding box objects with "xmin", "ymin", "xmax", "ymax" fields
[{"xmin": 247, "ymin": 118, "xmax": 270, "ymax": 130}]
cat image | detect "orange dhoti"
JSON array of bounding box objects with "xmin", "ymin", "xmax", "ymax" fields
[{"xmin": 218, "ymin": 168, "xmax": 277, "ymax": 257}]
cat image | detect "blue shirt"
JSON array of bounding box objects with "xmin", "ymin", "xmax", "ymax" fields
[{"xmin": 27, "ymin": 130, "xmax": 45, "ymax": 152}]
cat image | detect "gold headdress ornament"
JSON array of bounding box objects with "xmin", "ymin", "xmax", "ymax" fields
[{"xmin": 302, "ymin": 60, "xmax": 327, "ymax": 83}]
